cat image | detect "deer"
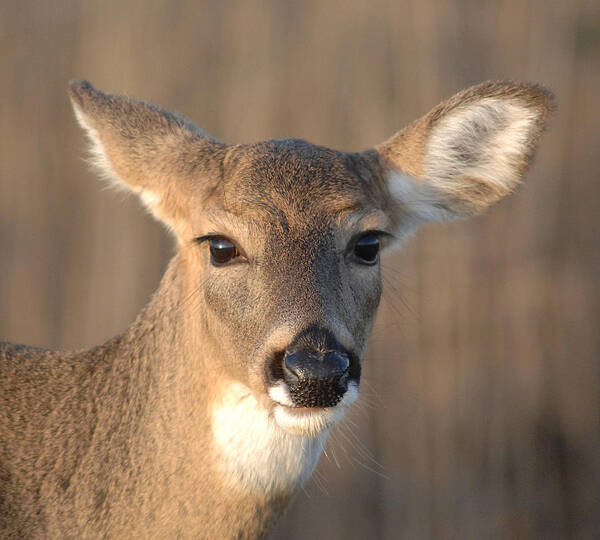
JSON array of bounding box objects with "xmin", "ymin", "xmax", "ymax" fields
[{"xmin": 0, "ymin": 79, "xmax": 553, "ymax": 539}]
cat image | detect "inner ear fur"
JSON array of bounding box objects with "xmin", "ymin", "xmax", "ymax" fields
[
  {"xmin": 376, "ymin": 81, "xmax": 555, "ymax": 222},
  {"xmin": 68, "ymin": 80, "xmax": 228, "ymax": 237}
]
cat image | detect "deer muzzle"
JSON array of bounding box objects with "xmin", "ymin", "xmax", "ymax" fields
[{"xmin": 282, "ymin": 350, "xmax": 350, "ymax": 407}]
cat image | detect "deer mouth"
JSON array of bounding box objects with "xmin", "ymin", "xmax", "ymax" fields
[{"xmin": 267, "ymin": 379, "xmax": 359, "ymax": 436}]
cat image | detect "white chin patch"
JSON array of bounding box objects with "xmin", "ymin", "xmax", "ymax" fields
[{"xmin": 211, "ymin": 381, "xmax": 358, "ymax": 494}]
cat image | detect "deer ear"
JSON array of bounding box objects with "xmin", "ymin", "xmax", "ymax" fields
[
  {"xmin": 375, "ymin": 81, "xmax": 555, "ymax": 229},
  {"xmin": 68, "ymin": 80, "xmax": 227, "ymax": 237}
]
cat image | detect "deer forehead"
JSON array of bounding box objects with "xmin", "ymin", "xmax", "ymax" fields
[{"xmin": 217, "ymin": 140, "xmax": 387, "ymax": 217}]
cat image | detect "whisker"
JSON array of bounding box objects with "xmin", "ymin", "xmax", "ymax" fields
[{"xmin": 336, "ymin": 423, "xmax": 386, "ymax": 473}]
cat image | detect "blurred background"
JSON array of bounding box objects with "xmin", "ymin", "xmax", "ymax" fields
[{"xmin": 1, "ymin": 1, "xmax": 598, "ymax": 538}]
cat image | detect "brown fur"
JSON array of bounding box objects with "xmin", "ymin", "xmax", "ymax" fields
[{"xmin": 0, "ymin": 80, "xmax": 553, "ymax": 539}]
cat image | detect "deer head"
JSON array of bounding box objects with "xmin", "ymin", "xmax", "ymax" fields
[{"xmin": 68, "ymin": 79, "xmax": 553, "ymax": 492}]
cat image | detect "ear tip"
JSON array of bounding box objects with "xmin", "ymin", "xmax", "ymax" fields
[
  {"xmin": 532, "ymin": 84, "xmax": 557, "ymax": 116},
  {"xmin": 480, "ymin": 79, "xmax": 556, "ymax": 114},
  {"xmin": 68, "ymin": 80, "xmax": 98, "ymax": 105},
  {"xmin": 513, "ymin": 81, "xmax": 556, "ymax": 114}
]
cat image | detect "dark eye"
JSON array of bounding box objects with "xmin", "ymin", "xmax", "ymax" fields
[
  {"xmin": 353, "ymin": 234, "xmax": 380, "ymax": 265},
  {"xmin": 208, "ymin": 237, "xmax": 240, "ymax": 265}
]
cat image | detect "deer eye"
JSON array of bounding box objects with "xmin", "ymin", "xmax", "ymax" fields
[
  {"xmin": 353, "ymin": 234, "xmax": 380, "ymax": 265},
  {"xmin": 208, "ymin": 237, "xmax": 240, "ymax": 265}
]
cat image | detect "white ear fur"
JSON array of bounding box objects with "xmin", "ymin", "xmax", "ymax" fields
[
  {"xmin": 423, "ymin": 99, "xmax": 536, "ymax": 208},
  {"xmin": 382, "ymin": 82, "xmax": 554, "ymax": 228},
  {"xmin": 386, "ymin": 171, "xmax": 456, "ymax": 223}
]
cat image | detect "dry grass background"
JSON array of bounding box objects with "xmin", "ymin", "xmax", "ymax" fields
[{"xmin": 1, "ymin": 1, "xmax": 599, "ymax": 538}]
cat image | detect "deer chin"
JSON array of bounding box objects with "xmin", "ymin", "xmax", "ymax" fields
[
  {"xmin": 268, "ymin": 380, "xmax": 359, "ymax": 436},
  {"xmin": 211, "ymin": 381, "xmax": 338, "ymax": 494}
]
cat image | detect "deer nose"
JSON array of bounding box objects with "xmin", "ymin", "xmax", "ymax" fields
[{"xmin": 282, "ymin": 349, "xmax": 350, "ymax": 407}]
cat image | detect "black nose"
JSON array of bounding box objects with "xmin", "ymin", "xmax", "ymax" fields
[{"xmin": 282, "ymin": 349, "xmax": 350, "ymax": 408}]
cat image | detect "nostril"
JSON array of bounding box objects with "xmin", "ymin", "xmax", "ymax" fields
[
  {"xmin": 325, "ymin": 351, "xmax": 350, "ymax": 376},
  {"xmin": 282, "ymin": 352, "xmax": 305, "ymax": 383},
  {"xmin": 266, "ymin": 350, "xmax": 286, "ymax": 385}
]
